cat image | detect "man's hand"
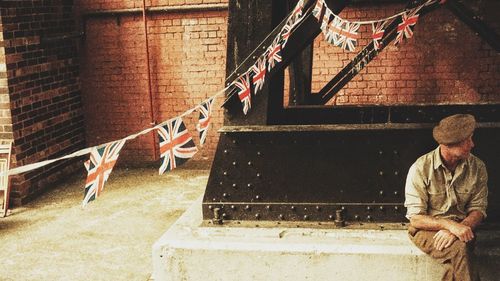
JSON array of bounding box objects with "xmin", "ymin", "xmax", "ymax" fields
[
  {"xmin": 433, "ymin": 230, "xmax": 457, "ymax": 251},
  {"xmin": 447, "ymin": 221, "xmax": 474, "ymax": 242},
  {"xmin": 409, "ymin": 214, "xmax": 479, "ymax": 243}
]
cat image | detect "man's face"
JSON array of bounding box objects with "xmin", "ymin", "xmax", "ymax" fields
[{"xmin": 446, "ymin": 135, "xmax": 474, "ymax": 160}]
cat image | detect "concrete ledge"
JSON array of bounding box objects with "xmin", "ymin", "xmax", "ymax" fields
[{"xmin": 153, "ymin": 197, "xmax": 499, "ymax": 281}]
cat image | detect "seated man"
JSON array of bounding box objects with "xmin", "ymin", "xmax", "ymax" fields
[{"xmin": 405, "ymin": 114, "xmax": 488, "ymax": 281}]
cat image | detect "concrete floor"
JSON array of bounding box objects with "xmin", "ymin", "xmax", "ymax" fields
[{"xmin": 0, "ymin": 166, "xmax": 208, "ymax": 281}]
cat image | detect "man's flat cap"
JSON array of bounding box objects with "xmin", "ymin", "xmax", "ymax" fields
[{"xmin": 432, "ymin": 114, "xmax": 476, "ymax": 145}]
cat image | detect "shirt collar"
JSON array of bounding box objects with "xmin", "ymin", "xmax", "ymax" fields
[
  {"xmin": 432, "ymin": 146, "xmax": 443, "ymax": 170},
  {"xmin": 432, "ymin": 146, "xmax": 470, "ymax": 171}
]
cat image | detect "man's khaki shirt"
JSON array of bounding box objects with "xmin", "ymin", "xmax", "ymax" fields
[{"xmin": 404, "ymin": 147, "xmax": 488, "ymax": 221}]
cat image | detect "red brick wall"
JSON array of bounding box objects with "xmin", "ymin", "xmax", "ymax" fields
[
  {"xmin": 0, "ymin": 22, "xmax": 14, "ymax": 143},
  {"xmin": 308, "ymin": 3, "xmax": 500, "ymax": 106},
  {"xmin": 78, "ymin": 1, "xmax": 227, "ymax": 164},
  {"xmin": 0, "ymin": 0, "xmax": 86, "ymax": 205},
  {"xmin": 76, "ymin": 0, "xmax": 229, "ymax": 10}
]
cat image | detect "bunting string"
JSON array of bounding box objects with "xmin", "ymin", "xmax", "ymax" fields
[
  {"xmin": 224, "ymin": 0, "xmax": 441, "ymax": 104},
  {"xmin": 3, "ymin": 0, "xmax": 445, "ymax": 207},
  {"xmin": 323, "ymin": 0, "xmax": 436, "ymax": 25},
  {"xmin": 4, "ymin": 87, "xmax": 228, "ymax": 177},
  {"xmin": 223, "ymin": 0, "xmax": 308, "ymax": 93}
]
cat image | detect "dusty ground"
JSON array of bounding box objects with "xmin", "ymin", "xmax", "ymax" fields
[{"xmin": 0, "ymin": 165, "xmax": 209, "ymax": 281}]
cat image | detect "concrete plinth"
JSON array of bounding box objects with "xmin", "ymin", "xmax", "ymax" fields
[{"xmin": 152, "ymin": 197, "xmax": 500, "ymax": 281}]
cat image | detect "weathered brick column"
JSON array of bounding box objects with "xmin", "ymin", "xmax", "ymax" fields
[
  {"xmin": 0, "ymin": 22, "xmax": 14, "ymax": 144},
  {"xmin": 0, "ymin": 0, "xmax": 86, "ymax": 205}
]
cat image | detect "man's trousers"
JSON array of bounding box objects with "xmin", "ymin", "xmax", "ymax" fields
[{"xmin": 408, "ymin": 228, "xmax": 478, "ymax": 281}]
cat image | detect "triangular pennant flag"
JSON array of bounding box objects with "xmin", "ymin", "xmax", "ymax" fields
[
  {"xmin": 82, "ymin": 139, "xmax": 126, "ymax": 207},
  {"xmin": 338, "ymin": 21, "xmax": 360, "ymax": 52},
  {"xmin": 395, "ymin": 9, "xmax": 420, "ymax": 45},
  {"xmin": 234, "ymin": 73, "xmax": 252, "ymax": 115},
  {"xmin": 325, "ymin": 15, "xmax": 343, "ymax": 45},
  {"xmin": 289, "ymin": 0, "xmax": 304, "ymax": 26},
  {"xmin": 280, "ymin": 22, "xmax": 292, "ymax": 48},
  {"xmin": 197, "ymin": 97, "xmax": 215, "ymax": 146},
  {"xmin": 312, "ymin": 0, "xmax": 326, "ymax": 21},
  {"xmin": 320, "ymin": 7, "xmax": 333, "ymax": 35},
  {"xmin": 157, "ymin": 118, "xmax": 198, "ymax": 175},
  {"xmin": 288, "ymin": 0, "xmax": 305, "ymax": 28},
  {"xmin": 325, "ymin": 16, "xmax": 360, "ymax": 52},
  {"xmin": 280, "ymin": 0, "xmax": 306, "ymax": 48},
  {"xmin": 250, "ymin": 56, "xmax": 267, "ymax": 94},
  {"xmin": 371, "ymin": 21, "xmax": 386, "ymax": 50},
  {"xmin": 267, "ymin": 37, "xmax": 282, "ymax": 71}
]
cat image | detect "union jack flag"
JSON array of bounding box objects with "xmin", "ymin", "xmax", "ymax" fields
[
  {"xmin": 371, "ymin": 21, "xmax": 386, "ymax": 50},
  {"xmin": 288, "ymin": 0, "xmax": 304, "ymax": 27},
  {"xmin": 82, "ymin": 139, "xmax": 126, "ymax": 207},
  {"xmin": 234, "ymin": 73, "xmax": 252, "ymax": 115},
  {"xmin": 324, "ymin": 14, "xmax": 340, "ymax": 44},
  {"xmin": 320, "ymin": 8, "xmax": 333, "ymax": 36},
  {"xmin": 327, "ymin": 16, "xmax": 360, "ymax": 52},
  {"xmin": 267, "ymin": 38, "xmax": 282, "ymax": 71},
  {"xmin": 250, "ymin": 56, "xmax": 267, "ymax": 93},
  {"xmin": 197, "ymin": 97, "xmax": 214, "ymax": 146},
  {"xmin": 312, "ymin": 0, "xmax": 326, "ymax": 21},
  {"xmin": 340, "ymin": 21, "xmax": 360, "ymax": 52},
  {"xmin": 280, "ymin": 0, "xmax": 305, "ymax": 47},
  {"xmin": 395, "ymin": 10, "xmax": 420, "ymax": 45},
  {"xmin": 280, "ymin": 22, "xmax": 292, "ymax": 48},
  {"xmin": 158, "ymin": 118, "xmax": 198, "ymax": 175}
]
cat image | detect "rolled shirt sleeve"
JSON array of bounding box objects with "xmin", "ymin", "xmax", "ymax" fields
[
  {"xmin": 404, "ymin": 162, "xmax": 428, "ymax": 220},
  {"xmin": 466, "ymin": 161, "xmax": 488, "ymax": 219}
]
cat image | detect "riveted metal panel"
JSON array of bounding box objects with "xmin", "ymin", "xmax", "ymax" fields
[{"xmin": 203, "ymin": 125, "xmax": 500, "ymax": 226}]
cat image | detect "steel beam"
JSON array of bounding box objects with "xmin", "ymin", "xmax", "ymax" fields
[
  {"xmin": 445, "ymin": 0, "xmax": 500, "ymax": 52},
  {"xmin": 222, "ymin": 0, "xmax": 349, "ymax": 114}
]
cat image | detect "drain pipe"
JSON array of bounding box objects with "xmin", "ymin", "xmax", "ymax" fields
[{"xmin": 142, "ymin": 0, "xmax": 158, "ymax": 160}]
